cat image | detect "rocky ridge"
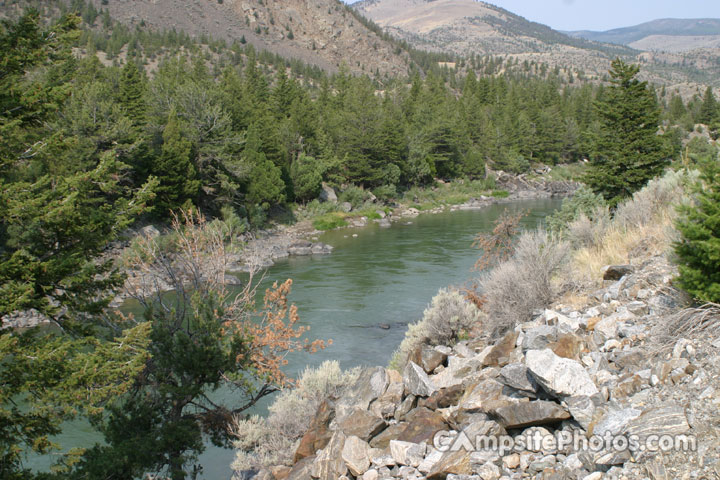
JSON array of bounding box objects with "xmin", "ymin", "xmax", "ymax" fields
[{"xmin": 246, "ymin": 254, "xmax": 719, "ymax": 480}]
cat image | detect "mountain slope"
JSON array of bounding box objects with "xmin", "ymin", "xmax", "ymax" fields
[
  {"xmin": 79, "ymin": 0, "xmax": 411, "ymax": 77},
  {"xmin": 354, "ymin": 0, "xmax": 633, "ymax": 57},
  {"xmin": 567, "ymin": 18, "xmax": 720, "ymax": 47}
]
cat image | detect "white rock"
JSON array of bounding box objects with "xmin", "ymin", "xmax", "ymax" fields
[
  {"xmin": 362, "ymin": 469, "xmax": 379, "ymax": 480},
  {"xmin": 526, "ymin": 349, "xmax": 599, "ymax": 398},
  {"xmin": 389, "ymin": 440, "xmax": 426, "ymax": 467}
]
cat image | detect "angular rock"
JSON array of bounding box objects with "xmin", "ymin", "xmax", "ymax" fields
[
  {"xmin": 389, "ymin": 440, "xmax": 426, "ymax": 467},
  {"xmin": 498, "ymin": 363, "xmax": 538, "ymax": 393},
  {"xmin": 336, "ymin": 367, "xmax": 389, "ymax": 421},
  {"xmin": 312, "ymin": 431, "xmax": 347, "ymax": 480},
  {"xmin": 565, "ymin": 395, "xmax": 597, "ymax": 431},
  {"xmin": 287, "ymin": 455, "xmax": 315, "ymax": 480},
  {"xmin": 342, "ymin": 436, "xmax": 371, "ymax": 476},
  {"xmin": 460, "ymin": 378, "xmax": 517, "ymax": 413},
  {"xmin": 426, "ymin": 450, "xmax": 471, "ymax": 480},
  {"xmin": 404, "ymin": 361, "xmax": 436, "ymax": 397},
  {"xmin": 369, "ymin": 422, "xmax": 408, "ymax": 449},
  {"xmin": 370, "ymin": 381, "xmax": 405, "ymax": 419},
  {"xmin": 420, "ymin": 384, "xmax": 465, "ymax": 410},
  {"xmin": 295, "ymin": 400, "xmax": 335, "ymax": 461},
  {"xmin": 397, "ymin": 407, "xmax": 448, "ymax": 444},
  {"xmin": 522, "ymin": 325, "xmax": 557, "ymax": 351},
  {"xmin": 418, "ymin": 448, "xmax": 444, "ymax": 473},
  {"xmin": 526, "ymin": 349, "xmax": 599, "ymax": 399},
  {"xmin": 411, "ymin": 345, "xmax": 448, "ymax": 374},
  {"xmin": 549, "ymin": 333, "xmax": 584, "ymax": 360},
  {"xmin": 394, "ymin": 394, "xmax": 417, "ymax": 420},
  {"xmin": 482, "ymin": 331, "xmax": 519, "ymax": 367},
  {"xmin": 492, "ymin": 400, "xmax": 571, "ymax": 429},
  {"xmin": 590, "ymin": 405, "xmax": 642, "ymax": 437},
  {"xmin": 337, "ymin": 408, "xmax": 386, "ymax": 442}
]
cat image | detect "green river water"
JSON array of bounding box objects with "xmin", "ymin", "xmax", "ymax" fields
[{"xmin": 29, "ymin": 197, "xmax": 562, "ymax": 479}]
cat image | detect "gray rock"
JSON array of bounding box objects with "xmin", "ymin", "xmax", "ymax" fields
[
  {"xmin": 337, "ymin": 408, "xmax": 386, "ymax": 441},
  {"xmin": 336, "ymin": 367, "xmax": 389, "ymax": 421},
  {"xmin": 411, "ymin": 345, "xmax": 448, "ymax": 374},
  {"xmin": 565, "ymin": 395, "xmax": 597, "ymax": 431},
  {"xmin": 591, "ymin": 405, "xmax": 642, "ymax": 437},
  {"xmin": 342, "ymin": 436, "xmax": 371, "ymax": 476},
  {"xmin": 319, "ymin": 183, "xmax": 337, "ymax": 203},
  {"xmin": 340, "ymin": 201, "xmax": 353, "ymax": 213},
  {"xmin": 498, "ymin": 363, "xmax": 539, "ymax": 393},
  {"xmin": 624, "ymin": 406, "xmax": 690, "ymax": 449},
  {"xmin": 311, "ymin": 243, "xmax": 333, "ymax": 255},
  {"xmin": 378, "ymin": 217, "xmax": 392, "ymax": 228},
  {"xmin": 526, "ymin": 349, "xmax": 599, "ymax": 399},
  {"xmin": 404, "ymin": 361, "xmax": 436, "ymax": 397},
  {"xmin": 522, "ymin": 325, "xmax": 557, "ymax": 351}
]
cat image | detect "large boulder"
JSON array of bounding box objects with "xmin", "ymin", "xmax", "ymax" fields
[
  {"xmin": 319, "ymin": 183, "xmax": 337, "ymax": 203},
  {"xmin": 526, "ymin": 349, "xmax": 599, "ymax": 399}
]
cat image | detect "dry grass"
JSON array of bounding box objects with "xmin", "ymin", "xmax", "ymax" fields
[
  {"xmin": 650, "ymin": 303, "xmax": 720, "ymax": 356},
  {"xmin": 569, "ymin": 170, "xmax": 698, "ymax": 286}
]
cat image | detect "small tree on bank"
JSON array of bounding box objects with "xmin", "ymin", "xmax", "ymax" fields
[
  {"xmin": 76, "ymin": 211, "xmax": 326, "ymax": 480},
  {"xmin": 584, "ymin": 59, "xmax": 668, "ymax": 207}
]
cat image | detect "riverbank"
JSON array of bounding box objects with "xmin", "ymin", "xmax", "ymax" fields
[
  {"xmin": 233, "ymin": 170, "xmax": 718, "ymax": 480},
  {"xmin": 225, "ymin": 174, "xmax": 580, "ymax": 275}
]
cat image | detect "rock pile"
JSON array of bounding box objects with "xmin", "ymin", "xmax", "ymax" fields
[{"xmin": 250, "ymin": 256, "xmax": 719, "ymax": 480}]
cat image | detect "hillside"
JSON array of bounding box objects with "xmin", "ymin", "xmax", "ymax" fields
[
  {"xmin": 567, "ymin": 18, "xmax": 720, "ymax": 51},
  {"xmin": 0, "ymin": 0, "xmax": 413, "ymax": 77},
  {"xmin": 354, "ymin": 0, "xmax": 633, "ymax": 73}
]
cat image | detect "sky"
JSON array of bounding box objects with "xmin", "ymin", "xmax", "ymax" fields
[{"xmin": 343, "ymin": 0, "xmax": 720, "ymax": 32}]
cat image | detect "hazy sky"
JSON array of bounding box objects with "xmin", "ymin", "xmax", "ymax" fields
[{"xmin": 343, "ymin": 0, "xmax": 720, "ymax": 32}]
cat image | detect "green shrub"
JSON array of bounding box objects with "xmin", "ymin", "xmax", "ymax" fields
[
  {"xmin": 338, "ymin": 185, "xmax": 369, "ymax": 209},
  {"xmin": 546, "ymin": 187, "xmax": 606, "ymax": 234},
  {"xmin": 491, "ymin": 190, "xmax": 509, "ymax": 198},
  {"xmin": 312, "ymin": 212, "xmax": 349, "ymax": 230},
  {"xmin": 372, "ymin": 184, "xmax": 397, "ymax": 203}
]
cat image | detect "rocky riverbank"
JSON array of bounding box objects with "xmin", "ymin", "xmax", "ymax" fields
[{"xmin": 243, "ymin": 255, "xmax": 718, "ymax": 479}]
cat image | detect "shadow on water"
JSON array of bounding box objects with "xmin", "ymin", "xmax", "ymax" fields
[{"xmin": 29, "ymin": 198, "xmax": 562, "ymax": 479}]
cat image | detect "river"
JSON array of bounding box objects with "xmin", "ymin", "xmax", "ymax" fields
[{"xmin": 29, "ymin": 197, "xmax": 562, "ymax": 478}]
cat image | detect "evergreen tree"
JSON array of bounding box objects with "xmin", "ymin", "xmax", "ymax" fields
[
  {"xmin": 119, "ymin": 60, "xmax": 147, "ymax": 125},
  {"xmin": 290, "ymin": 153, "xmax": 323, "ymax": 203},
  {"xmin": 245, "ymin": 125, "xmax": 285, "ymax": 209},
  {"xmin": 584, "ymin": 59, "xmax": 668, "ymax": 206},
  {"xmin": 699, "ymin": 86, "xmax": 718, "ymax": 125},
  {"xmin": 674, "ymin": 164, "xmax": 720, "ymax": 303},
  {"xmin": 152, "ymin": 110, "xmax": 200, "ymax": 213}
]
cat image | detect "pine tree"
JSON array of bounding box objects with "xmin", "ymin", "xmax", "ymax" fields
[
  {"xmin": 290, "ymin": 153, "xmax": 323, "ymax": 203},
  {"xmin": 699, "ymin": 86, "xmax": 718, "ymax": 125},
  {"xmin": 244, "ymin": 125, "xmax": 285, "ymax": 209},
  {"xmin": 674, "ymin": 163, "xmax": 720, "ymax": 303},
  {"xmin": 119, "ymin": 60, "xmax": 147, "ymax": 125},
  {"xmin": 584, "ymin": 59, "xmax": 668, "ymax": 207},
  {"xmin": 152, "ymin": 110, "xmax": 200, "ymax": 213}
]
